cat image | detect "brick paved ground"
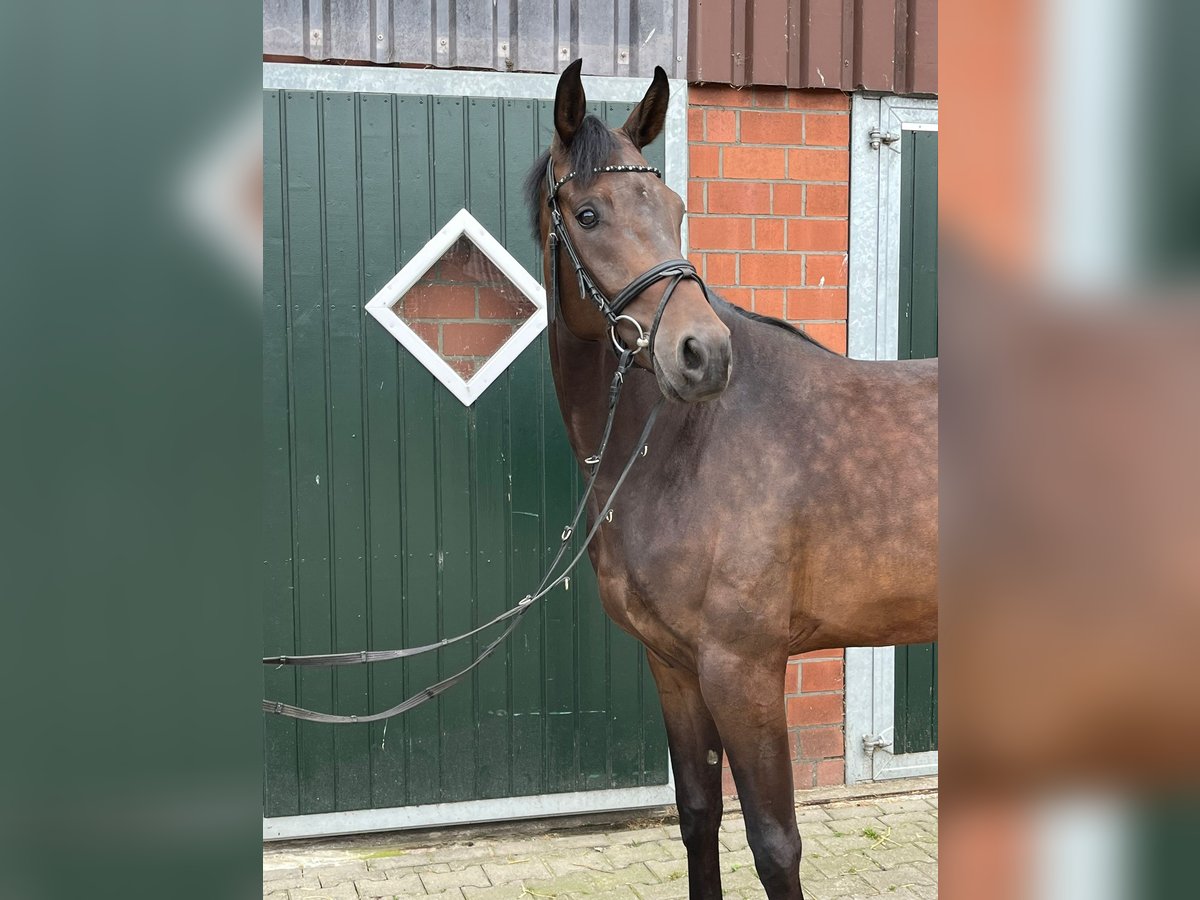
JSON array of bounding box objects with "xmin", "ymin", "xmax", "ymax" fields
[{"xmin": 264, "ymin": 779, "xmax": 937, "ymax": 899}]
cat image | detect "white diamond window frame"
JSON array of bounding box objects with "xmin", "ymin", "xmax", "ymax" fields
[{"xmin": 365, "ymin": 209, "xmax": 547, "ymax": 406}]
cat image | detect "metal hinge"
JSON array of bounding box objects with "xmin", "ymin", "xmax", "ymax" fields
[
  {"xmin": 862, "ymin": 733, "xmax": 892, "ymax": 752},
  {"xmin": 868, "ymin": 130, "xmax": 900, "ymax": 151}
]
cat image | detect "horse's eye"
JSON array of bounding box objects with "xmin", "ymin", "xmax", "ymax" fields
[{"xmin": 575, "ymin": 208, "xmax": 598, "ymax": 229}]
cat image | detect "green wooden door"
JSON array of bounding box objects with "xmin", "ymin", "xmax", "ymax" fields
[
  {"xmin": 893, "ymin": 130, "xmax": 938, "ymax": 755},
  {"xmin": 263, "ymin": 88, "xmax": 669, "ymax": 819}
]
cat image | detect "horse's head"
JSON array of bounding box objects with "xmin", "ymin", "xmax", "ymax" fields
[{"xmin": 529, "ymin": 60, "xmax": 732, "ymax": 403}]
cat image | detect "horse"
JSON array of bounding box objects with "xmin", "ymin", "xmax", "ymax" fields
[{"xmin": 524, "ymin": 60, "xmax": 938, "ymax": 899}]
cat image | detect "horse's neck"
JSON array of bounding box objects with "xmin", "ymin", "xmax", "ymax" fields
[{"xmin": 547, "ymin": 318, "xmax": 658, "ymax": 468}]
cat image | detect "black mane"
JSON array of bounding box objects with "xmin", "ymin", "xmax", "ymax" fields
[
  {"xmin": 523, "ymin": 115, "xmax": 619, "ymax": 238},
  {"xmin": 710, "ymin": 295, "xmax": 836, "ymax": 353}
]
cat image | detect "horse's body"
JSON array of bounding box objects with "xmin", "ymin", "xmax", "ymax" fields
[{"xmin": 532, "ymin": 62, "xmax": 937, "ymax": 899}]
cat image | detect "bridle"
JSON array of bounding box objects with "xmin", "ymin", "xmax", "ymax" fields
[
  {"xmin": 260, "ymin": 154, "xmax": 702, "ymax": 724},
  {"xmin": 544, "ymin": 155, "xmax": 708, "ymax": 360}
]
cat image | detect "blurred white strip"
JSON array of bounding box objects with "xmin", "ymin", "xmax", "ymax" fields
[
  {"xmin": 176, "ymin": 95, "xmax": 263, "ymax": 294},
  {"xmin": 1042, "ymin": 0, "xmax": 1137, "ymax": 292},
  {"xmin": 1034, "ymin": 794, "xmax": 1132, "ymax": 900}
]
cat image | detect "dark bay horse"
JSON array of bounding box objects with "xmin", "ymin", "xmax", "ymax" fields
[{"xmin": 526, "ymin": 61, "xmax": 938, "ymax": 899}]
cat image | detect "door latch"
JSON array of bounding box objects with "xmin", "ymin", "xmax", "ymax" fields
[
  {"xmin": 868, "ymin": 130, "xmax": 900, "ymax": 151},
  {"xmin": 863, "ymin": 733, "xmax": 892, "ymax": 752}
]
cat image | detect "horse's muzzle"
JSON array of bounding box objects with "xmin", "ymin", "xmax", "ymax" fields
[{"xmin": 656, "ymin": 325, "xmax": 732, "ymax": 402}]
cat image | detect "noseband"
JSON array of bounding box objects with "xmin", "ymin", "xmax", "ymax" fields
[{"xmin": 545, "ymin": 156, "xmax": 708, "ymax": 358}]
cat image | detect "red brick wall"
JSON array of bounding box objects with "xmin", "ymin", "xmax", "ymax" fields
[
  {"xmin": 395, "ymin": 236, "xmax": 536, "ymax": 378},
  {"xmin": 687, "ymin": 85, "xmax": 850, "ymax": 355},
  {"xmin": 688, "ymin": 84, "xmax": 850, "ymax": 792}
]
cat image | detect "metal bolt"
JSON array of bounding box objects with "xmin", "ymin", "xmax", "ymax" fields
[{"xmin": 377, "ymin": 33, "xmax": 384, "ymax": 41}]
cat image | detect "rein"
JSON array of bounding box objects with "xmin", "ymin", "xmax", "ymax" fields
[{"xmin": 261, "ymin": 156, "xmax": 701, "ymax": 724}]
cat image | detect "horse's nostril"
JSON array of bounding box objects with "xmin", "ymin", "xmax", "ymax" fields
[{"xmin": 681, "ymin": 337, "xmax": 705, "ymax": 373}]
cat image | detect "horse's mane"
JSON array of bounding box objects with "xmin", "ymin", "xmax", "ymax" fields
[
  {"xmin": 710, "ymin": 294, "xmax": 836, "ymax": 354},
  {"xmin": 523, "ymin": 115, "xmax": 618, "ymax": 239}
]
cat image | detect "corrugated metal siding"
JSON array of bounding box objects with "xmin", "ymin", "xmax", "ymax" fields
[
  {"xmin": 263, "ymin": 87, "xmax": 670, "ymax": 817},
  {"xmin": 263, "ymin": 0, "xmax": 688, "ymax": 79},
  {"xmin": 688, "ymin": 0, "xmax": 936, "ymax": 95}
]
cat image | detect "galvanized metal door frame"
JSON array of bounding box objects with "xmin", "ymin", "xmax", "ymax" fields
[
  {"xmin": 845, "ymin": 92, "xmax": 938, "ymax": 784},
  {"xmin": 263, "ymin": 62, "xmax": 686, "ymax": 840}
]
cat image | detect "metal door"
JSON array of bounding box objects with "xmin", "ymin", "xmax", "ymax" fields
[
  {"xmin": 263, "ymin": 64, "xmax": 688, "ymax": 837},
  {"xmin": 845, "ymin": 94, "xmax": 938, "ymax": 782}
]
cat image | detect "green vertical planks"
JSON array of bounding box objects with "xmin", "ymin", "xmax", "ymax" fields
[
  {"xmin": 263, "ymin": 90, "xmax": 299, "ymax": 817},
  {"xmin": 264, "ymin": 88, "xmax": 670, "ymax": 819},
  {"xmin": 897, "ymin": 131, "xmax": 939, "ymax": 361},
  {"xmin": 357, "ymin": 92, "xmax": 407, "ymax": 810},
  {"xmin": 894, "ymin": 129, "xmax": 938, "ymax": 756},
  {"xmin": 394, "ymin": 94, "xmax": 440, "ymax": 806}
]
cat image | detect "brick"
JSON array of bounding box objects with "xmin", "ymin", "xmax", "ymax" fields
[
  {"xmin": 705, "ymin": 252, "xmax": 737, "ymax": 285},
  {"xmin": 787, "ymin": 692, "xmax": 843, "ymax": 726},
  {"xmin": 687, "ymin": 181, "xmax": 705, "ymax": 214},
  {"xmin": 799, "ymin": 726, "xmax": 845, "ymax": 760},
  {"xmin": 401, "ymin": 283, "xmax": 475, "ymax": 319},
  {"xmin": 804, "ymin": 114, "xmax": 850, "ymax": 146},
  {"xmin": 478, "ymin": 286, "xmax": 534, "ymax": 320},
  {"xmin": 787, "ymin": 219, "xmax": 847, "ymax": 252},
  {"xmin": 721, "ymin": 766, "xmax": 738, "ymax": 796},
  {"xmin": 804, "ymin": 253, "xmax": 848, "ymax": 287},
  {"xmin": 740, "ymin": 110, "xmax": 805, "ymax": 145},
  {"xmin": 754, "ymin": 88, "xmax": 789, "ymax": 108},
  {"xmin": 719, "ymin": 286, "xmax": 753, "ymax": 309},
  {"xmin": 799, "ymin": 647, "xmax": 843, "ymax": 659},
  {"xmin": 792, "ymin": 760, "xmax": 816, "ymax": 789},
  {"xmin": 803, "ymin": 322, "xmax": 848, "ymax": 354},
  {"xmin": 442, "ymin": 322, "xmax": 512, "ymax": 357},
  {"xmin": 687, "ymin": 250, "xmax": 705, "ymax": 274},
  {"xmin": 753, "ymin": 289, "xmax": 786, "ymax": 318},
  {"xmin": 706, "ymin": 108, "xmax": 737, "ymax": 142},
  {"xmin": 689, "ymin": 216, "xmax": 754, "ymax": 250},
  {"xmin": 690, "ymin": 84, "xmax": 754, "ymax": 107},
  {"xmin": 690, "ymin": 144, "xmax": 720, "ymax": 178},
  {"xmin": 740, "ymin": 253, "xmax": 802, "ymax": 287},
  {"xmin": 447, "ymin": 357, "xmax": 478, "ymax": 378},
  {"xmin": 789, "ymin": 90, "xmax": 850, "ymax": 111},
  {"xmin": 708, "ymin": 181, "xmax": 772, "ymax": 214},
  {"xmin": 788, "ymin": 288, "xmax": 847, "ymax": 321},
  {"xmin": 723, "ymin": 146, "xmax": 787, "ymax": 180},
  {"xmin": 788, "ymin": 148, "xmax": 849, "ymax": 182},
  {"xmin": 806, "ymin": 183, "xmax": 849, "ymax": 217},
  {"xmin": 688, "ymin": 107, "xmax": 704, "ymax": 141},
  {"xmin": 785, "ymin": 660, "xmax": 801, "ymax": 694},
  {"xmin": 755, "ymin": 218, "xmax": 785, "ymax": 250},
  {"xmin": 772, "ymin": 183, "xmax": 805, "ymax": 216},
  {"xmin": 408, "ymin": 321, "xmax": 440, "ymax": 348}
]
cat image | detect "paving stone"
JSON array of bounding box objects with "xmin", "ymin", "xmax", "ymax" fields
[
  {"xmin": 803, "ymin": 872, "xmax": 874, "ymax": 899},
  {"xmin": 462, "ymin": 883, "xmax": 530, "ymax": 899},
  {"xmin": 315, "ymin": 861, "xmax": 374, "ymax": 887},
  {"xmin": 355, "ymin": 871, "xmax": 428, "ymax": 896},
  {"xmin": 806, "ymin": 848, "xmax": 880, "ymax": 880},
  {"xmin": 264, "ymin": 867, "xmax": 304, "ymax": 882},
  {"xmin": 719, "ymin": 828, "xmax": 750, "ymax": 851},
  {"xmin": 643, "ymin": 857, "xmax": 687, "ymax": 881},
  {"xmin": 858, "ymin": 862, "xmax": 936, "ymax": 891},
  {"xmin": 863, "ymin": 843, "xmax": 936, "ymax": 870},
  {"xmin": 289, "ymin": 884, "xmax": 362, "ymax": 900},
  {"xmin": 567, "ymin": 888, "xmax": 640, "ymax": 899},
  {"xmin": 481, "ymin": 856, "xmax": 552, "ymax": 884},
  {"xmin": 825, "ymin": 803, "xmax": 886, "ymax": 821},
  {"xmin": 630, "ymin": 879, "xmax": 691, "ymax": 899},
  {"xmin": 794, "ymin": 806, "xmax": 834, "ymax": 825},
  {"xmin": 522, "ymin": 870, "xmax": 602, "ymax": 894},
  {"xmin": 421, "ymin": 864, "xmax": 490, "ymax": 891},
  {"xmin": 602, "ymin": 841, "xmax": 669, "ymax": 868},
  {"xmin": 609, "ymin": 826, "xmax": 672, "ymax": 845},
  {"xmin": 543, "ymin": 847, "xmax": 617, "ymax": 876},
  {"xmin": 260, "ymin": 873, "xmax": 320, "ymax": 892}
]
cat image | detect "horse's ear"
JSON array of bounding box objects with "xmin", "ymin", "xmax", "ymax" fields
[
  {"xmin": 622, "ymin": 66, "xmax": 670, "ymax": 149},
  {"xmin": 554, "ymin": 59, "xmax": 587, "ymax": 148}
]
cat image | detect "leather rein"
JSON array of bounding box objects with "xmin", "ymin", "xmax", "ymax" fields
[{"xmin": 261, "ymin": 157, "xmax": 707, "ymax": 724}]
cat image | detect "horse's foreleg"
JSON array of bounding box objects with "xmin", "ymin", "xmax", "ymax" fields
[
  {"xmin": 646, "ymin": 650, "xmax": 725, "ymax": 898},
  {"xmin": 699, "ymin": 650, "xmax": 804, "ymax": 900}
]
